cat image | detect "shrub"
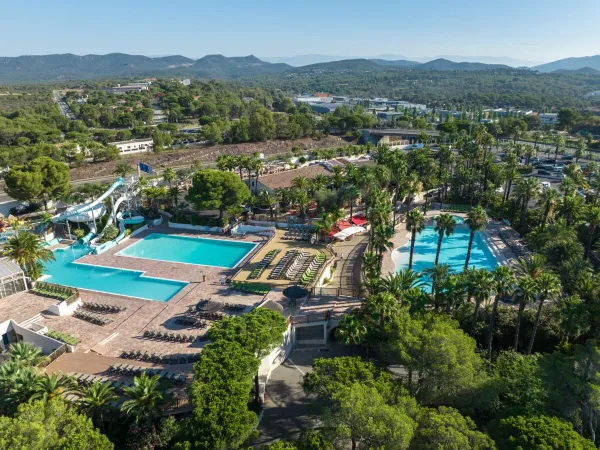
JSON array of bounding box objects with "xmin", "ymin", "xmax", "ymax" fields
[
  {"xmin": 72, "ymin": 229, "xmax": 85, "ymax": 240},
  {"xmin": 47, "ymin": 329, "xmax": 79, "ymax": 346},
  {"xmin": 98, "ymin": 224, "xmax": 119, "ymax": 244}
]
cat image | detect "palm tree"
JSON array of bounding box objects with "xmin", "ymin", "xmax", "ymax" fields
[
  {"xmin": 113, "ymin": 162, "xmax": 134, "ymax": 178},
  {"xmin": 260, "ymin": 191, "xmax": 278, "ymax": 219},
  {"xmin": 336, "ymin": 314, "xmax": 367, "ymax": 346},
  {"xmin": 527, "ymin": 273, "xmax": 562, "ymax": 355},
  {"xmin": 423, "ymin": 263, "xmax": 451, "ymax": 298},
  {"xmin": 464, "ymin": 206, "xmax": 488, "ymax": 269},
  {"xmin": 404, "ymin": 174, "xmax": 423, "ymax": 216},
  {"xmin": 371, "ymin": 224, "xmax": 394, "ymax": 259},
  {"xmin": 434, "ymin": 213, "xmax": 456, "ymax": 266},
  {"xmin": 584, "ymin": 206, "xmax": 600, "ymax": 260},
  {"xmin": 406, "ymin": 209, "xmax": 426, "ymax": 270},
  {"xmin": 6, "ymin": 341, "xmax": 48, "ymax": 367},
  {"xmin": 486, "ymin": 266, "xmax": 515, "ymax": 359},
  {"xmin": 311, "ymin": 174, "xmax": 330, "ymax": 193},
  {"xmin": 343, "ymin": 185, "xmax": 361, "ymax": 218},
  {"xmin": 553, "ymin": 134, "xmax": 566, "ymax": 164},
  {"xmin": 291, "ymin": 176, "xmax": 310, "ymax": 191},
  {"xmin": 121, "ymin": 372, "xmax": 165, "ymax": 432},
  {"xmin": 162, "ymin": 167, "xmax": 176, "ymax": 189},
  {"xmin": 30, "ymin": 372, "xmax": 79, "ymax": 402},
  {"xmin": 216, "ymin": 154, "xmax": 235, "ymax": 172},
  {"xmin": 3, "ymin": 231, "xmax": 55, "ymax": 280},
  {"xmin": 4, "ymin": 364, "xmax": 38, "ymax": 407},
  {"xmin": 365, "ymin": 292, "xmax": 398, "ymax": 339},
  {"xmin": 532, "ymin": 131, "xmax": 543, "ymax": 156},
  {"xmin": 79, "ymin": 381, "xmax": 118, "ymax": 433},
  {"xmin": 515, "ymin": 177, "xmax": 541, "ymax": 230},
  {"xmin": 575, "ymin": 138, "xmax": 587, "ymax": 163},
  {"xmin": 514, "ymin": 275, "xmax": 537, "ymax": 351},
  {"xmin": 469, "ymin": 268, "xmax": 494, "ymax": 336},
  {"xmin": 380, "ymin": 269, "xmax": 424, "ymax": 302},
  {"xmin": 537, "ymin": 188, "xmax": 560, "ymax": 228}
]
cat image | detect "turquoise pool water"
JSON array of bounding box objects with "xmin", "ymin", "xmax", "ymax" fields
[
  {"xmin": 116, "ymin": 233, "xmax": 256, "ymax": 268},
  {"xmin": 393, "ymin": 227, "xmax": 497, "ymax": 285},
  {"xmin": 43, "ymin": 245, "xmax": 187, "ymax": 302},
  {"xmin": 434, "ymin": 215, "xmax": 465, "ymax": 225}
]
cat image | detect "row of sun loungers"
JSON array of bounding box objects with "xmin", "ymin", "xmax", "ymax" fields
[
  {"xmin": 108, "ymin": 364, "xmax": 187, "ymax": 384},
  {"xmin": 269, "ymin": 250, "xmax": 297, "ymax": 279},
  {"xmin": 120, "ymin": 350, "xmax": 201, "ymax": 365},
  {"xmin": 73, "ymin": 310, "xmax": 112, "ymax": 326},
  {"xmin": 177, "ymin": 316, "xmax": 209, "ymax": 328},
  {"xmin": 71, "ymin": 372, "xmax": 134, "ymax": 391},
  {"xmin": 82, "ymin": 302, "xmax": 126, "ymax": 314},
  {"xmin": 498, "ymin": 231, "xmax": 531, "ymax": 258},
  {"xmin": 282, "ymin": 230, "xmax": 311, "ymax": 241},
  {"xmin": 230, "ymin": 281, "xmax": 270, "ymax": 295},
  {"xmin": 32, "ymin": 282, "xmax": 74, "ymax": 301},
  {"xmin": 142, "ymin": 330, "xmax": 197, "ymax": 343},
  {"xmin": 247, "ymin": 249, "xmax": 280, "ymax": 280},
  {"xmin": 300, "ymin": 252, "xmax": 326, "ymax": 285},
  {"xmin": 285, "ymin": 251, "xmax": 311, "ymax": 280},
  {"xmin": 186, "ymin": 306, "xmax": 222, "ymax": 321}
]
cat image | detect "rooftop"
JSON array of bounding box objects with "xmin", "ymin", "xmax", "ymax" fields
[
  {"xmin": 108, "ymin": 138, "xmax": 154, "ymax": 145},
  {"xmin": 258, "ymin": 165, "xmax": 332, "ymax": 191}
]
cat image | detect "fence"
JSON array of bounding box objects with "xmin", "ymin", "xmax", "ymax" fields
[
  {"xmin": 40, "ymin": 344, "xmax": 67, "ymax": 367},
  {"xmin": 311, "ymin": 286, "xmax": 364, "ymax": 298},
  {"xmin": 291, "ymin": 312, "xmax": 330, "ymax": 324}
]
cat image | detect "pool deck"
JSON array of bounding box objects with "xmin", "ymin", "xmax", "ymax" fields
[{"xmin": 381, "ymin": 207, "xmax": 515, "ymax": 276}]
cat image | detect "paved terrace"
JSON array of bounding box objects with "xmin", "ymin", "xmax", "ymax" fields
[{"xmin": 15, "ymin": 227, "xmax": 271, "ymax": 361}]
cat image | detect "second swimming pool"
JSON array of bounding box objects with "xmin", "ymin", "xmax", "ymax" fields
[
  {"xmin": 43, "ymin": 245, "xmax": 187, "ymax": 302},
  {"xmin": 393, "ymin": 226, "xmax": 497, "ymax": 285},
  {"xmin": 116, "ymin": 233, "xmax": 256, "ymax": 268}
]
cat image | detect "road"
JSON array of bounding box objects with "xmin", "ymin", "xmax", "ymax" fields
[{"xmin": 53, "ymin": 90, "xmax": 75, "ymax": 120}]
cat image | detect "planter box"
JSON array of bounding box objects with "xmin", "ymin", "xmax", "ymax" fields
[{"xmin": 147, "ymin": 217, "xmax": 163, "ymax": 226}]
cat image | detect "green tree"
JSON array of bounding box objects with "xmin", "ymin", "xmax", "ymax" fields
[
  {"xmin": 79, "ymin": 381, "xmax": 118, "ymax": 433},
  {"xmin": 0, "ymin": 398, "xmax": 113, "ymax": 450},
  {"xmin": 249, "ymin": 106, "xmax": 275, "ymax": 141},
  {"xmin": 30, "ymin": 372, "xmax": 78, "ymax": 402},
  {"xmin": 491, "ymin": 415, "xmax": 595, "ymax": 450},
  {"xmin": 487, "ymin": 266, "xmax": 515, "ymax": 359},
  {"xmin": 323, "ymin": 383, "xmax": 417, "ymax": 450},
  {"xmin": 162, "ymin": 167, "xmax": 177, "ymax": 189},
  {"xmin": 434, "ymin": 213, "xmax": 456, "ymax": 266},
  {"xmin": 407, "ymin": 209, "xmax": 426, "ymax": 270},
  {"xmin": 121, "ymin": 372, "xmax": 165, "ymax": 432},
  {"xmin": 207, "ymin": 308, "xmax": 287, "ymax": 406},
  {"xmin": 200, "ymin": 122, "xmax": 223, "ymax": 145},
  {"xmin": 5, "ymin": 156, "xmax": 71, "ymax": 210},
  {"xmin": 464, "ymin": 206, "xmax": 488, "ymax": 269},
  {"xmin": 2, "ymin": 231, "xmax": 55, "ymax": 279},
  {"xmin": 527, "ymin": 272, "xmax": 562, "ymax": 355},
  {"xmin": 179, "ymin": 340, "xmax": 259, "ymax": 450},
  {"xmin": 186, "ymin": 169, "xmax": 251, "ymax": 218},
  {"xmin": 113, "ymin": 162, "xmax": 134, "ymax": 178},
  {"xmin": 514, "ymin": 177, "xmax": 540, "ymax": 230},
  {"xmin": 411, "ymin": 406, "xmax": 496, "ymax": 449}
]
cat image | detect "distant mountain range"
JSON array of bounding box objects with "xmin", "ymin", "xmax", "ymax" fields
[
  {"xmin": 262, "ymin": 54, "xmax": 541, "ymax": 67},
  {"xmin": 0, "ymin": 52, "xmax": 599, "ymax": 83},
  {"xmin": 533, "ymin": 55, "xmax": 600, "ymax": 73}
]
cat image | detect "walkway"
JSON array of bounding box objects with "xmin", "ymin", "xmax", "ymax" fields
[{"xmin": 329, "ymin": 235, "xmax": 369, "ymax": 297}]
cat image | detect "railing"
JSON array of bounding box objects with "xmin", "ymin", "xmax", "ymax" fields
[
  {"xmin": 291, "ymin": 312, "xmax": 330, "ymax": 324},
  {"xmin": 311, "ymin": 286, "xmax": 364, "ymax": 299},
  {"xmin": 39, "ymin": 343, "xmax": 67, "ymax": 368}
]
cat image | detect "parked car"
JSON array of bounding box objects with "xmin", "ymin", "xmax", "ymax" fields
[
  {"xmin": 530, "ymin": 157, "xmax": 540, "ymax": 163},
  {"xmin": 562, "ymin": 154, "xmax": 574, "ymax": 160},
  {"xmin": 553, "ymin": 165, "xmax": 564, "ymax": 172},
  {"xmin": 541, "ymin": 181, "xmax": 551, "ymax": 190},
  {"xmin": 538, "ymin": 170, "xmax": 551, "ymax": 176}
]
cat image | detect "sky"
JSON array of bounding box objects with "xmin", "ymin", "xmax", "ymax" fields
[{"xmin": 1, "ymin": 0, "xmax": 599, "ymax": 64}]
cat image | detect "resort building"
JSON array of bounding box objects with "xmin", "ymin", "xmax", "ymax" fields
[
  {"xmin": 359, "ymin": 128, "xmax": 440, "ymax": 148},
  {"xmin": 538, "ymin": 113, "xmax": 559, "ymax": 125},
  {"xmin": 253, "ymin": 165, "xmax": 332, "ymax": 193},
  {"xmin": 105, "ymin": 83, "xmax": 150, "ymax": 94},
  {"xmin": 108, "ymin": 138, "xmax": 154, "ymax": 155}
]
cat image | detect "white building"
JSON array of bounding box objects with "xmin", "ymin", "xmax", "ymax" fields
[
  {"xmin": 108, "ymin": 138, "xmax": 154, "ymax": 155},
  {"xmin": 180, "ymin": 79, "xmax": 191, "ymax": 86},
  {"xmin": 105, "ymin": 83, "xmax": 150, "ymax": 94},
  {"xmin": 538, "ymin": 113, "xmax": 559, "ymax": 126}
]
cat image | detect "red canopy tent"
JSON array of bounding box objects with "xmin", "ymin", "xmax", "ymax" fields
[
  {"xmin": 328, "ymin": 220, "xmax": 353, "ymax": 237},
  {"xmin": 350, "ymin": 214, "xmax": 368, "ymax": 226}
]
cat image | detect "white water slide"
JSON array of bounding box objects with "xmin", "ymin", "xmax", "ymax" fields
[{"xmin": 51, "ymin": 178, "xmax": 124, "ymax": 224}]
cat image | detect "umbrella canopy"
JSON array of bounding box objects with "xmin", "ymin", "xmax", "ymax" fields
[
  {"xmin": 333, "ymin": 226, "xmax": 365, "ymax": 240},
  {"xmin": 283, "ymin": 285, "xmax": 309, "ymax": 299}
]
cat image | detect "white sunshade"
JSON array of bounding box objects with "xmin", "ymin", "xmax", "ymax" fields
[{"xmin": 333, "ymin": 226, "xmax": 365, "ymax": 240}]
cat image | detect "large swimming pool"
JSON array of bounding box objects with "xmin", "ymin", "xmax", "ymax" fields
[
  {"xmin": 43, "ymin": 245, "xmax": 187, "ymax": 302},
  {"xmin": 393, "ymin": 226, "xmax": 497, "ymax": 284},
  {"xmin": 116, "ymin": 233, "xmax": 256, "ymax": 268}
]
